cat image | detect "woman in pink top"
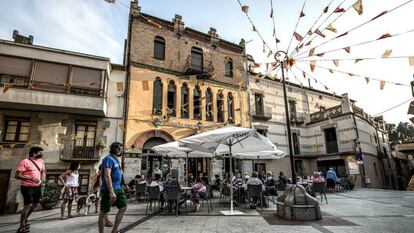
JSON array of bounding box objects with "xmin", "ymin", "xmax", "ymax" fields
[
  {"xmin": 59, "ymin": 161, "xmax": 80, "ymax": 220},
  {"xmin": 15, "ymin": 147, "xmax": 45, "ymax": 233},
  {"xmin": 190, "ymin": 177, "xmax": 207, "ymax": 212}
]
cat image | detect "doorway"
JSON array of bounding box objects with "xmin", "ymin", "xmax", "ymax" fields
[
  {"xmin": 188, "ymin": 158, "xmax": 209, "ymax": 178},
  {"xmin": 141, "ymin": 137, "xmax": 168, "ymax": 179},
  {"xmin": 0, "ymin": 170, "xmax": 10, "ymax": 214}
]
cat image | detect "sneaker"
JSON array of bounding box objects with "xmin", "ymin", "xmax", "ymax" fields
[
  {"xmin": 105, "ymin": 220, "xmax": 114, "ymax": 227},
  {"xmin": 195, "ymin": 204, "xmax": 201, "ymax": 212}
]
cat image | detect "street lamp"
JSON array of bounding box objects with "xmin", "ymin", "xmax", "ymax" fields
[{"xmin": 274, "ymin": 51, "xmax": 297, "ymax": 184}]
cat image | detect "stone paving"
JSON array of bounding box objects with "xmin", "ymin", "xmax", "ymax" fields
[{"xmin": 0, "ymin": 189, "xmax": 413, "ymax": 233}]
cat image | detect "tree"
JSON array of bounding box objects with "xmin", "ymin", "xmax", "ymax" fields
[{"xmin": 386, "ymin": 122, "xmax": 414, "ymax": 142}]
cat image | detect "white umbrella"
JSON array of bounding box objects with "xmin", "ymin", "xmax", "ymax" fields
[
  {"xmin": 179, "ymin": 126, "xmax": 276, "ymax": 215},
  {"xmin": 152, "ymin": 141, "xmax": 212, "ymax": 184},
  {"xmin": 236, "ymin": 136, "xmax": 285, "ymax": 159}
]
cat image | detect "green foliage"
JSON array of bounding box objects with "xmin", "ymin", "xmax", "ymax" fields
[
  {"xmin": 386, "ymin": 122, "xmax": 414, "ymax": 142},
  {"xmin": 41, "ymin": 182, "xmax": 61, "ymax": 203}
]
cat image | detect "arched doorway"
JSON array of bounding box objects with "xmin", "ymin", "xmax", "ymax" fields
[{"xmin": 141, "ymin": 137, "xmax": 167, "ymax": 179}]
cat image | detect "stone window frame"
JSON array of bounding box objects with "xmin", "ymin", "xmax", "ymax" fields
[
  {"xmin": 224, "ymin": 57, "xmax": 233, "ymax": 77},
  {"xmin": 193, "ymin": 85, "xmax": 202, "ymax": 120},
  {"xmin": 217, "ymin": 91, "xmax": 224, "ymax": 122},
  {"xmin": 227, "ymin": 92, "xmax": 235, "ymax": 123},
  {"xmin": 167, "ymin": 80, "xmax": 177, "ymax": 117},
  {"xmin": 152, "ymin": 77, "xmax": 163, "ymax": 115},
  {"xmin": 181, "ymin": 82, "xmax": 189, "ymax": 119}
]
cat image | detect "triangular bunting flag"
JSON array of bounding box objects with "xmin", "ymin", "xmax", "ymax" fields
[
  {"xmin": 307, "ymin": 30, "xmax": 313, "ymax": 36},
  {"xmin": 323, "ymin": 6, "xmax": 329, "ymax": 13},
  {"xmin": 324, "ymin": 85, "xmax": 328, "ymax": 90},
  {"xmin": 329, "ymin": 69, "xmax": 334, "ymax": 73},
  {"xmin": 326, "ymin": 23, "xmax": 337, "ymax": 33},
  {"xmin": 263, "ymin": 41, "xmax": 266, "ymax": 53},
  {"xmin": 380, "ymin": 80, "xmax": 385, "ymax": 90},
  {"xmin": 382, "ymin": 49, "xmax": 392, "ymax": 58},
  {"xmin": 252, "ymin": 25, "xmax": 256, "ymax": 32},
  {"xmin": 377, "ymin": 33, "xmax": 392, "ymax": 40},
  {"xmin": 336, "ymin": 32, "xmax": 348, "ymax": 38},
  {"xmin": 365, "ymin": 77, "xmax": 370, "ymax": 84},
  {"xmin": 42, "ymin": 140, "xmax": 49, "ymax": 147},
  {"xmin": 3, "ymin": 83, "xmax": 12, "ymax": 93},
  {"xmin": 9, "ymin": 144, "xmax": 16, "ymax": 149},
  {"xmin": 276, "ymin": 37, "xmax": 281, "ymax": 43},
  {"xmin": 314, "ymin": 29, "xmax": 326, "ymax": 38},
  {"xmin": 334, "ymin": 7, "xmax": 346, "ymax": 13},
  {"xmin": 316, "ymin": 53, "xmax": 325, "ymax": 57},
  {"xmin": 343, "ymin": 47, "xmax": 351, "ymax": 53},
  {"xmin": 355, "ymin": 59, "xmax": 363, "ymax": 63},
  {"xmin": 348, "ymin": 73, "xmax": 354, "ymax": 77},
  {"xmin": 254, "ymin": 63, "xmax": 261, "ymax": 68},
  {"xmin": 371, "ymin": 11, "xmax": 388, "ymax": 21},
  {"xmin": 333, "ymin": 60, "xmax": 339, "ymax": 66},
  {"xmin": 310, "ymin": 60, "xmax": 316, "ymax": 72},
  {"xmin": 309, "ymin": 48, "xmax": 315, "ymax": 56},
  {"xmin": 271, "ymin": 62, "xmax": 278, "ymax": 68},
  {"xmin": 270, "ymin": 9, "xmax": 273, "ymax": 18},
  {"xmin": 300, "ymin": 11, "xmax": 305, "ymax": 17},
  {"xmin": 352, "ymin": 0, "xmax": 363, "ymax": 15},
  {"xmin": 294, "ymin": 32, "xmax": 304, "ymax": 41},
  {"xmin": 267, "ymin": 50, "xmax": 273, "ymax": 58},
  {"xmin": 295, "ymin": 47, "xmax": 299, "ymax": 53},
  {"xmin": 302, "ymin": 71, "xmax": 306, "ymax": 79},
  {"xmin": 189, "ymin": 75, "xmax": 198, "ymax": 85},
  {"xmin": 305, "ymin": 40, "xmax": 312, "ymax": 46},
  {"xmin": 238, "ymin": 80, "xmax": 245, "ymax": 90},
  {"xmin": 266, "ymin": 63, "xmax": 269, "ymax": 71},
  {"xmin": 409, "ymin": 57, "xmax": 414, "ymax": 66},
  {"xmin": 241, "ymin": 5, "xmax": 249, "ymax": 13}
]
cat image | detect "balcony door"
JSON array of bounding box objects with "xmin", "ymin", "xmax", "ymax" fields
[
  {"xmin": 191, "ymin": 47, "xmax": 203, "ymax": 72},
  {"xmin": 324, "ymin": 127, "xmax": 338, "ymax": 153},
  {"xmin": 74, "ymin": 122, "xmax": 97, "ymax": 159}
]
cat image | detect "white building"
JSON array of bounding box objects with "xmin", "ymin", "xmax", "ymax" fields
[{"xmin": 0, "ymin": 37, "xmax": 125, "ymax": 213}]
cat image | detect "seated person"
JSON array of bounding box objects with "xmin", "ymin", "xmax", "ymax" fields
[
  {"xmin": 264, "ymin": 171, "xmax": 277, "ymax": 196},
  {"xmin": 245, "ymin": 172, "xmax": 265, "ymax": 209},
  {"xmin": 190, "ymin": 177, "xmax": 207, "ymax": 212},
  {"xmin": 163, "ymin": 174, "xmax": 187, "ymax": 213},
  {"xmin": 128, "ymin": 175, "xmax": 140, "ymax": 191},
  {"xmin": 149, "ymin": 173, "xmax": 164, "ymax": 210},
  {"xmin": 232, "ymin": 173, "xmax": 245, "ymax": 204},
  {"xmin": 201, "ymin": 173, "xmax": 210, "ymax": 186},
  {"xmin": 188, "ymin": 173, "xmax": 195, "ymax": 185}
]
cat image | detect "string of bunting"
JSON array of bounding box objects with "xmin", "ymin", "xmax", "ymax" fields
[
  {"xmin": 287, "ymin": 0, "xmax": 307, "ymax": 53},
  {"xmin": 294, "ymin": 0, "xmax": 412, "ymax": 59},
  {"xmin": 291, "ymin": 0, "xmax": 351, "ymax": 57},
  {"xmin": 293, "ymin": 64, "xmax": 337, "ymax": 97},
  {"xmin": 269, "ymin": 0, "xmax": 280, "ymax": 51},
  {"xmin": 295, "ymin": 28, "xmax": 414, "ymax": 60},
  {"xmin": 296, "ymin": 60, "xmax": 409, "ymax": 89},
  {"xmin": 236, "ymin": 0, "xmax": 274, "ymax": 55}
]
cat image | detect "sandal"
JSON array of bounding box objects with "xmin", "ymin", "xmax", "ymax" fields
[{"xmin": 16, "ymin": 225, "xmax": 30, "ymax": 233}]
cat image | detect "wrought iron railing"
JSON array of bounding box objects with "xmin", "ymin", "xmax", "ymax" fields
[
  {"xmin": 184, "ymin": 55, "xmax": 214, "ymax": 76},
  {"xmin": 60, "ymin": 136, "xmax": 99, "ymax": 161},
  {"xmin": 252, "ymin": 105, "xmax": 272, "ymax": 120},
  {"xmin": 310, "ymin": 105, "xmax": 343, "ymax": 123}
]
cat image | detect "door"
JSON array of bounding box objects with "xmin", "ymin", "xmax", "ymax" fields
[
  {"xmin": 324, "ymin": 127, "xmax": 338, "ymax": 153},
  {"xmin": 0, "ymin": 171, "xmax": 10, "ymax": 214}
]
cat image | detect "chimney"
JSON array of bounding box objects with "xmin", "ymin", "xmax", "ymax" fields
[
  {"xmin": 208, "ymin": 27, "xmax": 219, "ymax": 47},
  {"xmin": 130, "ymin": 0, "xmax": 140, "ymax": 17},
  {"xmin": 12, "ymin": 30, "xmax": 34, "ymax": 45},
  {"xmin": 173, "ymin": 14, "xmax": 185, "ymax": 36}
]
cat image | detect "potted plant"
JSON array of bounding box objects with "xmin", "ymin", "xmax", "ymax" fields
[{"xmin": 40, "ymin": 182, "xmax": 61, "ymax": 210}]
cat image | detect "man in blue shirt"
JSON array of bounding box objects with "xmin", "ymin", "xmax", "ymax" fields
[
  {"xmin": 326, "ymin": 168, "xmax": 338, "ymax": 190},
  {"xmin": 98, "ymin": 142, "xmax": 127, "ymax": 233}
]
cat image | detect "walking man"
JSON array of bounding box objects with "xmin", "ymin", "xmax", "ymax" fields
[
  {"xmin": 15, "ymin": 146, "xmax": 45, "ymax": 233},
  {"xmin": 98, "ymin": 142, "xmax": 127, "ymax": 233}
]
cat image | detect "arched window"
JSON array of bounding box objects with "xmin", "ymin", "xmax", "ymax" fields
[
  {"xmin": 205, "ymin": 88, "xmax": 213, "ymax": 121},
  {"xmin": 154, "ymin": 36, "xmax": 165, "ymax": 60},
  {"xmin": 227, "ymin": 92, "xmax": 235, "ymax": 123},
  {"xmin": 167, "ymin": 80, "xmax": 176, "ymax": 116},
  {"xmin": 193, "ymin": 86, "xmax": 202, "ymax": 120},
  {"xmin": 152, "ymin": 78, "xmax": 163, "ymax": 115},
  {"xmin": 217, "ymin": 92, "xmax": 224, "ymax": 122},
  {"xmin": 181, "ymin": 83, "xmax": 189, "ymax": 118},
  {"xmin": 191, "ymin": 47, "xmax": 203, "ymax": 72},
  {"xmin": 225, "ymin": 57, "xmax": 233, "ymax": 77}
]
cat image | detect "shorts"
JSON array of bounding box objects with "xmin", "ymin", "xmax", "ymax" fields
[
  {"xmin": 100, "ymin": 189, "xmax": 127, "ymax": 213},
  {"xmin": 327, "ymin": 179, "xmax": 336, "ymax": 188},
  {"xmin": 21, "ymin": 186, "xmax": 41, "ymax": 205},
  {"xmin": 63, "ymin": 186, "xmax": 78, "ymax": 200}
]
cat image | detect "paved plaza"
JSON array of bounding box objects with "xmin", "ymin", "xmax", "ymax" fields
[{"xmin": 0, "ymin": 189, "xmax": 413, "ymax": 233}]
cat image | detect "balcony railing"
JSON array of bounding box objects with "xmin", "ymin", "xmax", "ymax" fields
[
  {"xmin": 252, "ymin": 105, "xmax": 272, "ymax": 120},
  {"xmin": 184, "ymin": 56, "xmax": 214, "ymax": 78},
  {"xmin": 326, "ymin": 141, "xmax": 339, "ymax": 154},
  {"xmin": 0, "ymin": 74, "xmax": 29, "ymax": 88},
  {"xmin": 60, "ymin": 136, "xmax": 99, "ymax": 161},
  {"xmin": 310, "ymin": 105, "xmax": 343, "ymax": 123},
  {"xmin": 290, "ymin": 113, "xmax": 305, "ymax": 125}
]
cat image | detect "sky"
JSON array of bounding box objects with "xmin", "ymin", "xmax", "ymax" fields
[{"xmin": 1, "ymin": 0, "xmax": 413, "ymax": 124}]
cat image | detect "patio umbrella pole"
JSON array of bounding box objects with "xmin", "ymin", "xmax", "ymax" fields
[
  {"xmin": 186, "ymin": 151, "xmax": 189, "ymax": 185},
  {"xmin": 229, "ymin": 142, "xmax": 233, "ymax": 213}
]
